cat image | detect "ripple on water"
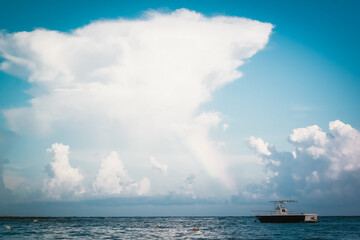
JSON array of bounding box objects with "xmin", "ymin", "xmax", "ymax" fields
[{"xmin": 1, "ymin": 216, "xmax": 360, "ymax": 239}]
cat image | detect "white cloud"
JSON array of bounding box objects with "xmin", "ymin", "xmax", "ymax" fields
[
  {"xmin": 289, "ymin": 120, "xmax": 360, "ymax": 178},
  {"xmin": 245, "ymin": 120, "xmax": 360, "ymax": 202},
  {"xmin": 138, "ymin": 177, "xmax": 150, "ymax": 195},
  {"xmin": 289, "ymin": 124, "xmax": 328, "ymax": 147},
  {"xmin": 222, "ymin": 123, "xmax": 229, "ymax": 131},
  {"xmin": 0, "ymin": 9, "xmax": 273, "ymax": 190},
  {"xmin": 306, "ymin": 171, "xmax": 320, "ymax": 184},
  {"xmin": 42, "ymin": 143, "xmax": 84, "ymax": 199},
  {"xmin": 93, "ymin": 151, "xmax": 150, "ymax": 196},
  {"xmin": 150, "ymin": 156, "xmax": 168, "ymax": 175},
  {"xmin": 245, "ymin": 136, "xmax": 271, "ymax": 156}
]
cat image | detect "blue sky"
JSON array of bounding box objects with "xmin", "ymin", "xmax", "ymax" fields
[{"xmin": 0, "ymin": 0, "xmax": 359, "ymax": 216}]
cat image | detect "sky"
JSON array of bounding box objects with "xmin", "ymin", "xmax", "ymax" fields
[{"xmin": 0, "ymin": 0, "xmax": 360, "ymax": 216}]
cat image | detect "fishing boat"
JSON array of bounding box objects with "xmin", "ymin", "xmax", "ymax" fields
[{"xmin": 254, "ymin": 200, "xmax": 318, "ymax": 223}]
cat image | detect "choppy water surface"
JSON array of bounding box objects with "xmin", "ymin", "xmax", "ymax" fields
[{"xmin": 1, "ymin": 216, "xmax": 359, "ymax": 239}]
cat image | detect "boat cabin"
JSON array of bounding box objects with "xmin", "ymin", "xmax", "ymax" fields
[{"xmin": 272, "ymin": 200, "xmax": 294, "ymax": 214}]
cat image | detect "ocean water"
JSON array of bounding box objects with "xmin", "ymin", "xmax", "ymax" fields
[{"xmin": 1, "ymin": 216, "xmax": 359, "ymax": 239}]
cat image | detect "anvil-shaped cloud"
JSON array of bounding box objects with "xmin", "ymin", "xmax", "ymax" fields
[{"xmin": 0, "ymin": 9, "xmax": 273, "ymax": 198}]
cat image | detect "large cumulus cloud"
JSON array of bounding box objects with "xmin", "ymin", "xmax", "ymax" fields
[{"xmin": 0, "ymin": 9, "xmax": 273, "ymax": 193}]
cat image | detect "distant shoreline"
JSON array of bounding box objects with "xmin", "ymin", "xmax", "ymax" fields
[{"xmin": 0, "ymin": 217, "xmax": 56, "ymax": 219}]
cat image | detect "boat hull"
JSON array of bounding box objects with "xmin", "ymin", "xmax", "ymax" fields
[{"xmin": 256, "ymin": 214, "xmax": 318, "ymax": 223}]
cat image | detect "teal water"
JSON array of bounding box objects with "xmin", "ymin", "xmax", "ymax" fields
[{"xmin": 1, "ymin": 216, "xmax": 359, "ymax": 239}]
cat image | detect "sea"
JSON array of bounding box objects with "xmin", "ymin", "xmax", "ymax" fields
[{"xmin": 1, "ymin": 216, "xmax": 359, "ymax": 239}]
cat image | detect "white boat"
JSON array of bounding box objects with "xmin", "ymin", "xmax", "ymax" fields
[{"xmin": 255, "ymin": 200, "xmax": 319, "ymax": 223}]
